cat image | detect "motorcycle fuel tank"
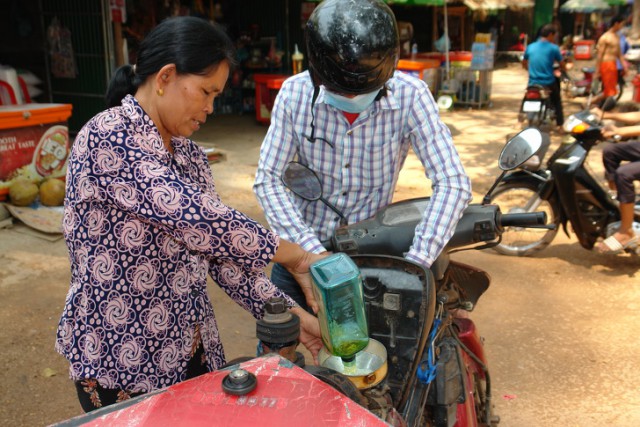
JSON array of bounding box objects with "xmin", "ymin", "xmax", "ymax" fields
[{"xmin": 52, "ymin": 354, "xmax": 388, "ymax": 427}]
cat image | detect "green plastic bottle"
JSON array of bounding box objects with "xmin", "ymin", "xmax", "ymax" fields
[{"xmin": 310, "ymin": 253, "xmax": 369, "ymax": 363}]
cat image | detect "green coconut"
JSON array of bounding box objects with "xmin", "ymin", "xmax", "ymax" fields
[
  {"xmin": 9, "ymin": 180, "xmax": 39, "ymax": 207},
  {"xmin": 39, "ymin": 178, "xmax": 66, "ymax": 206}
]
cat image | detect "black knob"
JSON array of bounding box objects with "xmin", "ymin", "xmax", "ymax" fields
[
  {"xmin": 264, "ymin": 297, "xmax": 287, "ymax": 315},
  {"xmin": 222, "ymin": 369, "xmax": 257, "ymax": 396}
]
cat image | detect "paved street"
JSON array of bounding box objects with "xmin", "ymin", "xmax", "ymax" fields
[{"xmin": 1, "ymin": 61, "xmax": 639, "ymax": 426}]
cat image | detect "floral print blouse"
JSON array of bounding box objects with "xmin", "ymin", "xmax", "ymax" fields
[{"xmin": 55, "ymin": 95, "xmax": 293, "ymax": 392}]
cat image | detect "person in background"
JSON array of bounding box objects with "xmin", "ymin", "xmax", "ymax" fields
[
  {"xmin": 522, "ymin": 23, "xmax": 567, "ymax": 132},
  {"xmin": 590, "ymin": 107, "xmax": 640, "ymax": 253},
  {"xmin": 55, "ymin": 16, "xmax": 325, "ymax": 413},
  {"xmin": 253, "ymin": 0, "xmax": 472, "ymax": 313},
  {"xmin": 617, "ymin": 25, "xmax": 630, "ymax": 82},
  {"xmin": 594, "ymin": 15, "xmax": 628, "ymax": 105}
]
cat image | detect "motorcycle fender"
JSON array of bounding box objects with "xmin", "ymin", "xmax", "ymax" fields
[
  {"xmin": 549, "ymin": 144, "xmax": 614, "ymax": 247},
  {"xmin": 446, "ymin": 260, "xmax": 490, "ymax": 310},
  {"xmin": 499, "ymin": 171, "xmax": 544, "ymax": 189}
]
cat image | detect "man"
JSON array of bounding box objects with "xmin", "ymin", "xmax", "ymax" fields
[
  {"xmin": 591, "ymin": 107, "xmax": 640, "ymax": 253},
  {"xmin": 522, "ymin": 24, "xmax": 566, "ymax": 131},
  {"xmin": 594, "ymin": 15, "xmax": 628, "ymax": 104},
  {"xmin": 253, "ymin": 0, "xmax": 472, "ymax": 312}
]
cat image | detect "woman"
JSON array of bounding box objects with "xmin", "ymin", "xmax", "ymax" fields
[{"xmin": 55, "ymin": 16, "xmax": 324, "ymax": 412}]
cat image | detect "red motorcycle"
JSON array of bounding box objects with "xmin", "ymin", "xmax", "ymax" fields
[
  {"xmin": 55, "ymin": 130, "xmax": 548, "ymax": 427},
  {"xmin": 561, "ymin": 64, "xmax": 624, "ymax": 102},
  {"xmin": 517, "ymin": 85, "xmax": 555, "ymax": 129}
]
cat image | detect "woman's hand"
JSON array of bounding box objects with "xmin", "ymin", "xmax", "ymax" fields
[
  {"xmin": 272, "ymin": 239, "xmax": 330, "ymax": 314},
  {"xmin": 291, "ymin": 306, "xmax": 323, "ymax": 365},
  {"xmin": 284, "ymin": 251, "xmax": 329, "ymax": 314}
]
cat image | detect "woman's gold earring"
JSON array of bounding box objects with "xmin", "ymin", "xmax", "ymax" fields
[{"xmin": 156, "ymin": 88, "xmax": 164, "ymax": 96}]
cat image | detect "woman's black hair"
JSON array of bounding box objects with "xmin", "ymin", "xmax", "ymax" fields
[{"xmin": 105, "ymin": 16, "xmax": 236, "ymax": 108}]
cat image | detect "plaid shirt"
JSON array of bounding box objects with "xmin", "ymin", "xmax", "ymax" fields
[{"xmin": 254, "ymin": 71, "xmax": 472, "ymax": 268}]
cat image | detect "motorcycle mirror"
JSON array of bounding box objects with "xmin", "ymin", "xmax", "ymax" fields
[
  {"xmin": 498, "ymin": 128, "xmax": 543, "ymax": 171},
  {"xmin": 281, "ymin": 161, "xmax": 323, "ymax": 201},
  {"xmin": 281, "ymin": 161, "xmax": 349, "ymax": 225}
]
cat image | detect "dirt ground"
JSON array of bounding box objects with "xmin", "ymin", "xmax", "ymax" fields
[{"xmin": 1, "ymin": 62, "xmax": 639, "ymax": 427}]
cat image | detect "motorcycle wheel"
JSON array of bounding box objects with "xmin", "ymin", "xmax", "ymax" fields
[{"xmin": 489, "ymin": 182, "xmax": 560, "ymax": 256}]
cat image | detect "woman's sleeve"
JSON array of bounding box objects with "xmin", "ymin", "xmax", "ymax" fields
[
  {"xmin": 68, "ymin": 124, "xmax": 278, "ymax": 272},
  {"xmin": 207, "ymin": 259, "xmax": 297, "ymax": 319}
]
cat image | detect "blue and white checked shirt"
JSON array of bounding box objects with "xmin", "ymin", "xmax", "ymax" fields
[{"xmin": 254, "ymin": 71, "xmax": 472, "ymax": 268}]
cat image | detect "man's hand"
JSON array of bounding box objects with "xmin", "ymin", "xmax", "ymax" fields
[
  {"xmin": 602, "ymin": 124, "xmax": 619, "ymax": 139},
  {"xmin": 284, "ymin": 251, "xmax": 329, "ymax": 314},
  {"xmin": 291, "ymin": 306, "xmax": 324, "ymax": 365}
]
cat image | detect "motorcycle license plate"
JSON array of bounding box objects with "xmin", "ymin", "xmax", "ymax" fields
[{"xmin": 522, "ymin": 100, "xmax": 542, "ymax": 112}]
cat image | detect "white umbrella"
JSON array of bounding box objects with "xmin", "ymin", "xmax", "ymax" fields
[
  {"xmin": 561, "ymin": 0, "xmax": 611, "ymax": 38},
  {"xmin": 560, "ymin": 0, "xmax": 611, "ymax": 13}
]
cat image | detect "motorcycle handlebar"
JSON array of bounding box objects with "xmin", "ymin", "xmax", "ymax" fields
[{"xmin": 500, "ymin": 212, "xmax": 547, "ymax": 227}]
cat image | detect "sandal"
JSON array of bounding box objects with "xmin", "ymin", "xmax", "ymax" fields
[{"xmin": 595, "ymin": 234, "xmax": 639, "ymax": 255}]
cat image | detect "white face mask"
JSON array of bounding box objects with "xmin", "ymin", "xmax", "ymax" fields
[{"xmin": 323, "ymin": 88, "xmax": 381, "ymax": 113}]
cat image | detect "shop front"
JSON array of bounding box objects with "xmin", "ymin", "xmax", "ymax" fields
[{"xmin": 0, "ymin": 0, "xmax": 540, "ymax": 133}]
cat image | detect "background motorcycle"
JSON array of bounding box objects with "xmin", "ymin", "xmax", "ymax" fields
[
  {"xmin": 560, "ymin": 65, "xmax": 624, "ymax": 102},
  {"xmin": 517, "ymin": 85, "xmax": 555, "ymax": 130},
  {"xmin": 276, "ymin": 128, "xmax": 547, "ymax": 427},
  {"xmin": 487, "ymin": 99, "xmax": 640, "ymax": 256}
]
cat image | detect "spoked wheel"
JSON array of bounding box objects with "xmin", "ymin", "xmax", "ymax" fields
[{"xmin": 489, "ymin": 182, "xmax": 560, "ymax": 256}]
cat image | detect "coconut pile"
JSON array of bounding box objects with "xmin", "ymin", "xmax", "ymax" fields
[{"xmin": 8, "ymin": 178, "xmax": 65, "ymax": 207}]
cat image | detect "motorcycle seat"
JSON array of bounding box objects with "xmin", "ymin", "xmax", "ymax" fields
[{"xmin": 524, "ymin": 85, "xmax": 550, "ymax": 98}]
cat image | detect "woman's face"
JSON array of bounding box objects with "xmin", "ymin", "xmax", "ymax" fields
[{"xmin": 157, "ymin": 60, "xmax": 230, "ymax": 139}]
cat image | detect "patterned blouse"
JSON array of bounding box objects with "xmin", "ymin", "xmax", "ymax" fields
[{"xmin": 55, "ymin": 95, "xmax": 293, "ymax": 392}]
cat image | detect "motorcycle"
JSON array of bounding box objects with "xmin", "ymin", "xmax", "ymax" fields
[
  {"xmin": 55, "ymin": 130, "xmax": 548, "ymax": 427},
  {"xmin": 517, "ymin": 85, "xmax": 555, "ymax": 130},
  {"xmin": 487, "ymin": 99, "xmax": 640, "ymax": 257},
  {"xmin": 268, "ymin": 127, "xmax": 546, "ymax": 427},
  {"xmin": 560, "ymin": 65, "xmax": 624, "ymax": 102}
]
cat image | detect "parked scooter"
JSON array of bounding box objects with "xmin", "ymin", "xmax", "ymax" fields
[
  {"xmin": 487, "ymin": 99, "xmax": 640, "ymax": 256},
  {"xmin": 274, "ymin": 128, "xmax": 547, "ymax": 426},
  {"xmin": 56, "ymin": 131, "xmax": 548, "ymax": 427}
]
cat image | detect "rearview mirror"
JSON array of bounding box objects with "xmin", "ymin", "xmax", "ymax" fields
[
  {"xmin": 281, "ymin": 161, "xmax": 323, "ymax": 201},
  {"xmin": 281, "ymin": 161, "xmax": 348, "ymax": 225},
  {"xmin": 498, "ymin": 128, "xmax": 543, "ymax": 171}
]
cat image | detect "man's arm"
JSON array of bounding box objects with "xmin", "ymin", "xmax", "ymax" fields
[
  {"xmin": 604, "ymin": 124, "xmax": 640, "ymax": 139},
  {"xmin": 253, "ymin": 78, "xmax": 327, "ymax": 254},
  {"xmin": 522, "ymin": 46, "xmax": 530, "ymax": 71},
  {"xmin": 617, "ymin": 37, "xmax": 629, "ymax": 73},
  {"xmin": 405, "ymin": 84, "xmax": 473, "ymax": 268},
  {"xmin": 606, "ymin": 111, "xmax": 640, "ymax": 125}
]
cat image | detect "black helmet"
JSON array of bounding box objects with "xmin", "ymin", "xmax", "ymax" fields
[{"xmin": 305, "ymin": 0, "xmax": 399, "ymax": 95}]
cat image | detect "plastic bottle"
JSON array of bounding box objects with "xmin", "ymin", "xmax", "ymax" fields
[
  {"xmin": 292, "ymin": 44, "xmax": 304, "ymax": 75},
  {"xmin": 310, "ymin": 253, "xmax": 369, "ymax": 364},
  {"xmin": 411, "ymin": 42, "xmax": 418, "ymax": 60}
]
